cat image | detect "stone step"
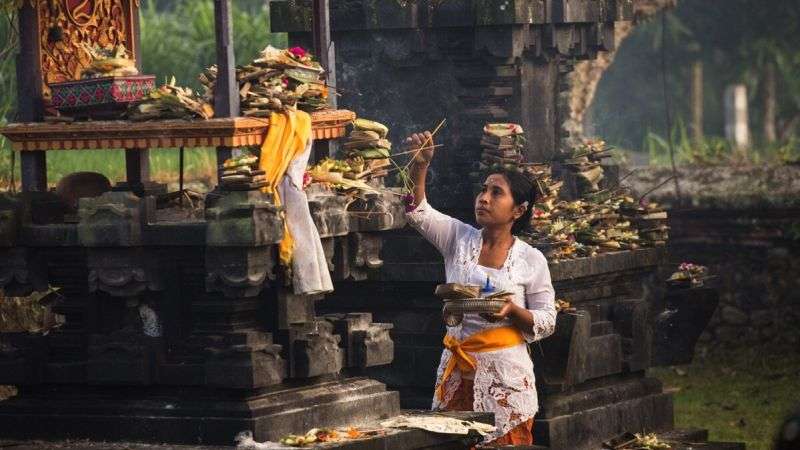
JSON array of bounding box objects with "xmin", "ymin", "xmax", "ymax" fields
[
  {"xmin": 538, "ymin": 376, "xmax": 663, "ymax": 418},
  {"xmin": 534, "ymin": 391, "xmax": 674, "ymax": 450},
  {"xmin": 591, "ymin": 320, "xmax": 615, "ymax": 336},
  {"xmin": 586, "ymin": 334, "xmax": 622, "ymax": 379},
  {"xmin": 659, "ymin": 428, "xmax": 709, "ymax": 442},
  {"xmin": 0, "ymin": 378, "xmax": 401, "ymax": 445},
  {"xmin": 0, "ymin": 411, "xmax": 493, "ymax": 450},
  {"xmin": 670, "ymin": 443, "xmax": 746, "ymax": 450}
]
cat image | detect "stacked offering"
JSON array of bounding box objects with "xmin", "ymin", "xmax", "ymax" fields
[
  {"xmin": 525, "ymin": 190, "xmax": 646, "ymax": 260},
  {"xmin": 479, "ymin": 123, "xmax": 525, "ymax": 171},
  {"xmin": 467, "ymin": 129, "xmax": 669, "ymax": 261},
  {"xmin": 341, "ymin": 118, "xmax": 392, "ymax": 180},
  {"xmin": 129, "ymin": 77, "xmax": 214, "ymax": 120},
  {"xmin": 620, "ymin": 198, "xmax": 669, "ymax": 246},
  {"xmin": 305, "ymin": 118, "xmax": 392, "ymax": 195},
  {"xmin": 571, "ymin": 193, "xmax": 641, "ymax": 253},
  {"xmin": 560, "ymin": 139, "xmax": 613, "ymax": 195},
  {"xmin": 219, "ymin": 154, "xmax": 266, "ymax": 191},
  {"xmin": 522, "ymin": 163, "xmax": 563, "ymax": 214},
  {"xmin": 200, "ymin": 45, "xmax": 328, "ymax": 115}
]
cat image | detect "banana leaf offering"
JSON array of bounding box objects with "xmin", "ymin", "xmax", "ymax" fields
[
  {"xmin": 340, "ymin": 118, "xmax": 392, "ymax": 179},
  {"xmin": 128, "ymin": 77, "xmax": 213, "ymax": 121}
]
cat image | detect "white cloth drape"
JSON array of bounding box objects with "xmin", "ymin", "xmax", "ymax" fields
[{"xmin": 278, "ymin": 138, "xmax": 333, "ymax": 295}]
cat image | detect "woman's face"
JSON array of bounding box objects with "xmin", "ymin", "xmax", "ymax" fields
[{"xmin": 475, "ymin": 173, "xmax": 522, "ymax": 229}]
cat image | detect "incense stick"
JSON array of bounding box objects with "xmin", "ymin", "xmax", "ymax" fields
[
  {"xmin": 390, "ymin": 144, "xmax": 444, "ymax": 158},
  {"xmin": 638, "ymin": 175, "xmax": 676, "ymax": 204}
]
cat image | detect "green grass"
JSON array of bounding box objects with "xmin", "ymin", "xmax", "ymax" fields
[
  {"xmin": 0, "ymin": 147, "xmax": 220, "ymax": 191},
  {"xmin": 650, "ymin": 343, "xmax": 800, "ymax": 450}
]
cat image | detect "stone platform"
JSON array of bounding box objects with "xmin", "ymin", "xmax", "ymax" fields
[
  {"xmin": 0, "ymin": 411, "xmax": 492, "ymax": 450},
  {"xmin": 0, "ymin": 187, "xmax": 406, "ymax": 445}
]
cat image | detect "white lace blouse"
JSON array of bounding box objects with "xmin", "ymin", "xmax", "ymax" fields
[{"xmin": 406, "ymin": 198, "xmax": 557, "ymax": 441}]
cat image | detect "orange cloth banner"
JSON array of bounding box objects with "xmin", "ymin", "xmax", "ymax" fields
[{"xmin": 259, "ymin": 110, "xmax": 313, "ymax": 266}]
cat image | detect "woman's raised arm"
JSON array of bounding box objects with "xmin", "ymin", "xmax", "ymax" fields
[{"xmin": 403, "ymin": 131, "xmax": 469, "ymax": 259}]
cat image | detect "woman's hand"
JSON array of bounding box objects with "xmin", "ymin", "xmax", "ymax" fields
[
  {"xmin": 405, "ymin": 131, "xmax": 435, "ymax": 208},
  {"xmin": 482, "ymin": 297, "xmax": 515, "ymax": 322},
  {"xmin": 404, "ymin": 131, "xmax": 435, "ymax": 166}
]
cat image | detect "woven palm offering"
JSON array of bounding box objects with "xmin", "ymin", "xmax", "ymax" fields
[{"xmin": 436, "ymin": 283, "xmax": 510, "ymax": 326}]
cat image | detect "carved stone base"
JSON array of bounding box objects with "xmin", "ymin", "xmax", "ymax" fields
[{"xmin": 0, "ymin": 377, "xmax": 400, "ymax": 445}]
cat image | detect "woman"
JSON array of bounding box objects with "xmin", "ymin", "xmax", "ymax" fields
[{"xmin": 404, "ymin": 131, "xmax": 557, "ymax": 446}]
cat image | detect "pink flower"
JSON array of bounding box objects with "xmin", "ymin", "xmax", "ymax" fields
[
  {"xmin": 302, "ymin": 171, "xmax": 312, "ymax": 188},
  {"xmin": 403, "ymin": 192, "xmax": 416, "ymax": 213},
  {"xmin": 288, "ymin": 47, "xmax": 307, "ymax": 58},
  {"xmin": 679, "ymin": 262, "xmax": 698, "ymax": 272},
  {"xmin": 533, "ymin": 207, "xmax": 545, "ymax": 218}
]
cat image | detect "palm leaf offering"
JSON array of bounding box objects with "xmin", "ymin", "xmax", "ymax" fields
[
  {"xmin": 667, "ymin": 262, "xmax": 711, "ymax": 288},
  {"xmin": 435, "ymin": 283, "xmax": 481, "ymax": 300},
  {"xmin": 128, "ymin": 77, "xmax": 214, "ymax": 121},
  {"xmin": 0, "ymin": 287, "xmax": 63, "ymax": 334},
  {"xmin": 80, "ymin": 44, "xmax": 138, "ymax": 79}
]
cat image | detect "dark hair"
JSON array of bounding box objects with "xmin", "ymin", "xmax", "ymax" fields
[{"xmin": 486, "ymin": 168, "xmax": 537, "ymax": 235}]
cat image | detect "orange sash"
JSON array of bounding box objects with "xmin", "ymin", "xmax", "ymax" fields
[{"xmin": 436, "ymin": 326, "xmax": 525, "ymax": 401}]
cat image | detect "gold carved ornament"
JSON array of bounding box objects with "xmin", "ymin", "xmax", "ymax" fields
[{"xmin": 36, "ymin": 0, "xmax": 139, "ymax": 98}]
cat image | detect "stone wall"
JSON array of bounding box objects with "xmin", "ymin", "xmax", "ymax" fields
[
  {"xmin": 628, "ymin": 165, "xmax": 800, "ymax": 351},
  {"xmin": 667, "ymin": 208, "xmax": 800, "ymax": 351},
  {"xmin": 271, "ymin": 0, "xmax": 633, "ymax": 216}
]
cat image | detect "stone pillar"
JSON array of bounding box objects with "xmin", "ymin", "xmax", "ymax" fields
[
  {"xmin": 690, "ymin": 60, "xmax": 703, "ymax": 144},
  {"xmin": 724, "ymin": 84, "xmax": 750, "ymax": 152},
  {"xmin": 763, "ymin": 62, "xmax": 777, "ymax": 143}
]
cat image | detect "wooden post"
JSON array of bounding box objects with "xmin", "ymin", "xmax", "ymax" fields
[
  {"xmin": 125, "ymin": 149, "xmax": 150, "ymax": 193},
  {"xmin": 690, "ymin": 61, "xmax": 703, "ymax": 145},
  {"xmin": 17, "ymin": 1, "xmax": 47, "ymax": 192},
  {"xmin": 131, "ymin": 0, "xmax": 143, "ymax": 70},
  {"xmin": 724, "ymin": 84, "xmax": 750, "ymax": 152},
  {"xmin": 214, "ymin": 0, "xmax": 240, "ymax": 178},
  {"xmin": 312, "ymin": 0, "xmax": 335, "ymax": 109},
  {"xmin": 125, "ymin": 0, "xmax": 150, "ymax": 194},
  {"xmin": 311, "ymin": 0, "xmax": 337, "ymax": 163},
  {"xmin": 763, "ymin": 62, "xmax": 777, "ymax": 143}
]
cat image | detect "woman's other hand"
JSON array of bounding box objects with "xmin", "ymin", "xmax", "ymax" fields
[{"xmin": 482, "ymin": 297, "xmax": 514, "ymax": 322}]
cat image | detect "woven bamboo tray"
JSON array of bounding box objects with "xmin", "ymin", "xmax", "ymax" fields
[{"xmin": 442, "ymin": 298, "xmax": 507, "ymax": 326}]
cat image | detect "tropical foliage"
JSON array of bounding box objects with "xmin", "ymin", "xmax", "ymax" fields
[{"xmin": 590, "ymin": 0, "xmax": 800, "ymax": 155}]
